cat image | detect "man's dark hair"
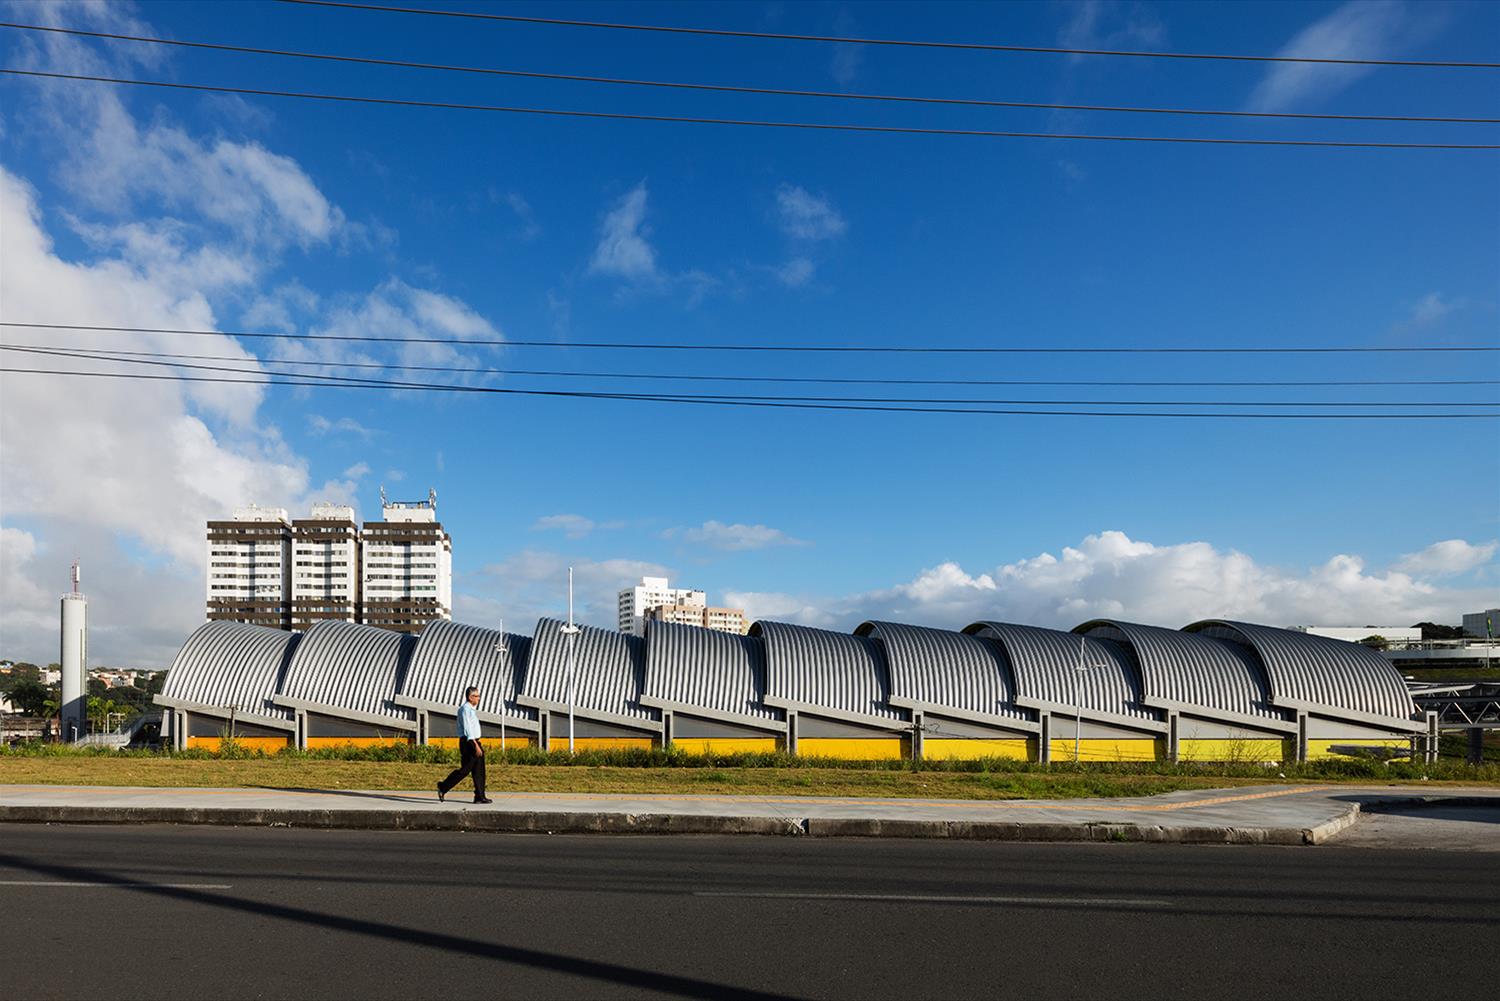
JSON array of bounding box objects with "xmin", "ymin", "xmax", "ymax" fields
[{"xmin": 464, "ymin": 686, "xmax": 479, "ymax": 699}]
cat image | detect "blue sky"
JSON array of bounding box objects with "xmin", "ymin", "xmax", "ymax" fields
[{"xmin": 0, "ymin": 0, "xmax": 1496, "ymax": 665}]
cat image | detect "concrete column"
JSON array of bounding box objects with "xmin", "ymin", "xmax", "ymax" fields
[
  {"xmin": 1038, "ymin": 712, "xmax": 1051, "ymax": 763},
  {"xmin": 911, "ymin": 711, "xmax": 924, "ymax": 762},
  {"xmin": 295, "ymin": 710, "xmax": 308, "ymax": 751},
  {"xmin": 1167, "ymin": 712, "xmax": 1180, "ymax": 764},
  {"xmin": 416, "ymin": 711, "xmax": 428, "ymax": 745},
  {"xmin": 1426, "ymin": 711, "xmax": 1439, "ymax": 765},
  {"xmin": 661, "ymin": 710, "xmax": 673, "ymax": 749},
  {"xmin": 785, "ymin": 711, "xmax": 798, "ymax": 756},
  {"xmin": 1468, "ymin": 727, "xmax": 1485, "ymax": 765}
]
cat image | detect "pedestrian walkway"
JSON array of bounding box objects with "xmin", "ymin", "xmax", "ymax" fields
[{"xmin": 3, "ymin": 782, "xmax": 1495, "ymax": 844}]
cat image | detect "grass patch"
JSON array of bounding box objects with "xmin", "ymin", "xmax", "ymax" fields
[{"xmin": 0, "ymin": 742, "xmax": 1495, "ymax": 799}]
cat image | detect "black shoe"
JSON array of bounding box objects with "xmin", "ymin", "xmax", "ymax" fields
[
  {"xmin": 473, "ymin": 796, "xmax": 494, "ymax": 804},
  {"xmin": 436, "ymin": 783, "xmax": 446, "ymax": 803}
]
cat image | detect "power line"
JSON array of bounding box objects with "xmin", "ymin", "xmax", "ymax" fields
[
  {"xmin": 6, "ymin": 21, "xmax": 1494, "ymax": 125},
  {"xmin": 4, "ymin": 365, "xmax": 1495, "ymax": 420},
  {"xmin": 12, "ymin": 342, "xmax": 1495, "ymax": 389},
  {"xmin": 9, "ymin": 343, "xmax": 1494, "ymax": 408},
  {"xmin": 7, "ymin": 320, "xmax": 1499, "ymax": 354},
  {"xmin": 279, "ymin": 1, "xmax": 1500, "ymax": 70},
  {"xmin": 6, "ymin": 68, "xmax": 1496, "ymax": 150}
]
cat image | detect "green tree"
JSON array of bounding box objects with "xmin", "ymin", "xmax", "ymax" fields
[
  {"xmin": 1358, "ymin": 634, "xmax": 1390, "ymax": 649},
  {"xmin": 7, "ymin": 680, "xmax": 52, "ymax": 717}
]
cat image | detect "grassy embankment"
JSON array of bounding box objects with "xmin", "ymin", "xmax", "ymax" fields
[{"xmin": 2, "ymin": 743, "xmax": 1496, "ymax": 799}]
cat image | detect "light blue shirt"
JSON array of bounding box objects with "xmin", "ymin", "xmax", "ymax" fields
[{"xmin": 456, "ymin": 701, "xmax": 481, "ymax": 740}]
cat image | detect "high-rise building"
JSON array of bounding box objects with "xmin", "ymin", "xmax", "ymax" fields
[
  {"xmin": 360, "ymin": 488, "xmax": 453, "ymax": 632},
  {"xmin": 618, "ymin": 576, "xmax": 704, "ymax": 636},
  {"xmin": 291, "ymin": 503, "xmax": 360, "ymax": 631},
  {"xmin": 205, "ymin": 505, "xmax": 292, "ymax": 628},
  {"xmin": 645, "ymin": 603, "xmax": 747, "ymax": 635}
]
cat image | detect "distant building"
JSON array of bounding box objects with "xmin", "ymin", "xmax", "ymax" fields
[
  {"xmin": 1289, "ymin": 625, "xmax": 1422, "ymax": 644},
  {"xmin": 292, "ymin": 503, "xmax": 361, "ymax": 631},
  {"xmin": 618, "ymin": 577, "xmax": 705, "ymax": 636},
  {"xmin": 360, "ymin": 489, "xmax": 453, "ymax": 633},
  {"xmin": 645, "ymin": 603, "xmax": 748, "ymax": 635},
  {"xmin": 1463, "ymin": 609, "xmax": 1498, "ymax": 638},
  {"xmin": 205, "ymin": 505, "xmax": 293, "ymax": 629}
]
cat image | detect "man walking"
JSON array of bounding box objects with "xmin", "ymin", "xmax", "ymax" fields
[{"xmin": 437, "ymin": 686, "xmax": 493, "ymax": 804}]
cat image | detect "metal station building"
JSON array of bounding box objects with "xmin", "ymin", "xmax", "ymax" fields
[{"xmin": 156, "ymin": 613, "xmax": 1428, "ymax": 761}]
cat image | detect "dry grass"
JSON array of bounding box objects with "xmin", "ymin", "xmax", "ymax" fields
[{"xmin": 0, "ymin": 756, "xmax": 1271, "ymax": 800}]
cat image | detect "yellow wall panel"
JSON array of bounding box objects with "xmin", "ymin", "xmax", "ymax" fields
[
  {"xmin": 187, "ymin": 735, "xmax": 290, "ymax": 752},
  {"xmin": 427, "ymin": 735, "xmax": 537, "ymax": 750},
  {"xmin": 1178, "ymin": 738, "xmax": 1286, "ymax": 763},
  {"xmin": 672, "ymin": 738, "xmax": 781, "ymax": 754},
  {"xmin": 305, "ymin": 736, "xmax": 413, "ymax": 749},
  {"xmin": 797, "ymin": 737, "xmax": 908, "ymax": 760},
  {"xmin": 1048, "ymin": 738, "xmax": 1161, "ymax": 762},
  {"xmin": 1306, "ymin": 738, "xmax": 1408, "ymax": 760},
  {"xmin": 923, "ymin": 738, "xmax": 1032, "ymax": 761},
  {"xmin": 566, "ymin": 737, "xmax": 656, "ymax": 751}
]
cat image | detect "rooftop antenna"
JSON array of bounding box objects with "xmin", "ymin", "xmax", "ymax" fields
[
  {"xmin": 71, "ymin": 558, "xmax": 81, "ymax": 594},
  {"xmin": 429, "ymin": 486, "xmax": 438, "ymax": 509},
  {"xmin": 560, "ymin": 566, "xmax": 580, "ymax": 754},
  {"xmin": 379, "ymin": 484, "xmax": 388, "ymax": 508}
]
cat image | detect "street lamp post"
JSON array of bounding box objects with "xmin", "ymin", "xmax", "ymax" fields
[{"xmin": 560, "ymin": 566, "xmax": 581, "ymax": 754}]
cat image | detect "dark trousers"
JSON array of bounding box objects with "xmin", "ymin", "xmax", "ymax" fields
[{"xmin": 439, "ymin": 738, "xmax": 485, "ymax": 800}]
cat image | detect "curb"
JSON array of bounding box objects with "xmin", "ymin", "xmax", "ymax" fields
[{"xmin": 0, "ymin": 804, "xmax": 1321, "ymax": 844}]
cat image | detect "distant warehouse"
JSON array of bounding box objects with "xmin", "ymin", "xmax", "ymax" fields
[{"xmin": 156, "ymin": 613, "xmax": 1426, "ymax": 763}]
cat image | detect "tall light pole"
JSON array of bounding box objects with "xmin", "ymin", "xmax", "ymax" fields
[
  {"xmin": 494, "ymin": 619, "xmax": 507, "ymax": 752},
  {"xmin": 560, "ymin": 566, "xmax": 580, "ymax": 754}
]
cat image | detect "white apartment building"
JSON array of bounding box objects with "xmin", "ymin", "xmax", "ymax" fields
[
  {"xmin": 205, "ymin": 505, "xmax": 293, "ymax": 629},
  {"xmin": 618, "ymin": 576, "xmax": 706, "ymax": 636},
  {"xmin": 291, "ymin": 503, "xmax": 361, "ymax": 631},
  {"xmin": 360, "ymin": 489, "xmax": 453, "ymax": 633}
]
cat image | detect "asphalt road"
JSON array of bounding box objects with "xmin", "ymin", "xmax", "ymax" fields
[{"xmin": 2, "ymin": 825, "xmax": 1496, "ymax": 1000}]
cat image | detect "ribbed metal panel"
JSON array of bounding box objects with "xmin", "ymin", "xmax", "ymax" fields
[
  {"xmin": 1077, "ymin": 620, "xmax": 1288, "ymax": 723},
  {"xmin": 520, "ymin": 618, "xmax": 657, "ymax": 723},
  {"xmin": 856, "ymin": 621, "xmax": 1030, "ymax": 723},
  {"xmin": 160, "ymin": 621, "xmax": 298, "ymax": 723},
  {"xmin": 1187, "ymin": 620, "xmax": 1420, "ymax": 725},
  {"xmin": 278, "ymin": 620, "xmax": 416, "ymax": 724},
  {"xmin": 964, "ymin": 621, "xmax": 1158, "ymax": 722},
  {"xmin": 751, "ymin": 621, "xmax": 906, "ymax": 722},
  {"xmin": 642, "ymin": 621, "xmax": 780, "ymax": 722},
  {"xmin": 401, "ymin": 619, "xmax": 536, "ymax": 722}
]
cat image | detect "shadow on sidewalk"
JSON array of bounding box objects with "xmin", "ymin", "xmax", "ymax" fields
[{"xmin": 248, "ymin": 786, "xmax": 437, "ymax": 806}]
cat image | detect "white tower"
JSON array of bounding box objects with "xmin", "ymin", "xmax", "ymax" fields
[{"xmin": 59, "ymin": 560, "xmax": 88, "ymax": 741}]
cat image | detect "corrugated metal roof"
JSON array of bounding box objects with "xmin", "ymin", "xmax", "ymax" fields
[
  {"xmin": 964, "ymin": 621, "xmax": 1161, "ymax": 725},
  {"xmin": 158, "ymin": 620, "xmax": 298, "ymax": 726},
  {"xmin": 641, "ymin": 620, "xmax": 781, "ymax": 725},
  {"xmin": 751, "ymin": 621, "xmax": 907, "ymax": 724},
  {"xmin": 275, "ymin": 620, "xmax": 417, "ymax": 727},
  {"xmin": 1187, "ymin": 620, "xmax": 1420, "ymax": 727},
  {"xmin": 518, "ymin": 618, "xmax": 658, "ymax": 725},
  {"xmin": 399, "ymin": 619, "xmax": 536, "ymax": 724},
  {"xmin": 856, "ymin": 621, "xmax": 1032, "ymax": 726},
  {"xmin": 1077, "ymin": 619, "xmax": 1291, "ymax": 726}
]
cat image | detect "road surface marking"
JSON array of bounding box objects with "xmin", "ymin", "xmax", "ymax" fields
[
  {"xmin": 0, "ymin": 881, "xmax": 231, "ymax": 888},
  {"xmin": 695, "ymin": 891, "xmax": 1172, "ymax": 907}
]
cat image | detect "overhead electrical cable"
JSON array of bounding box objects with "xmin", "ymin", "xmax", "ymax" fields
[
  {"xmin": 12, "ymin": 342, "xmax": 1495, "ymax": 388},
  {"xmin": 6, "ymin": 320, "xmax": 1498, "ymax": 354},
  {"xmin": 4, "ymin": 22, "xmax": 1493, "ymax": 125},
  {"xmin": 4, "ymin": 365, "xmax": 1495, "ymax": 420},
  {"xmin": 279, "ymin": 0, "xmax": 1500, "ymax": 70},
  {"xmin": 4, "ymin": 69, "xmax": 1496, "ymax": 150},
  {"xmin": 8, "ymin": 343, "xmax": 1495, "ymax": 408}
]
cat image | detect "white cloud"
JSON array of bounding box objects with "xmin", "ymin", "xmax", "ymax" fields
[
  {"xmin": 829, "ymin": 9, "xmax": 862, "ymax": 86},
  {"xmin": 307, "ymin": 415, "xmax": 373, "ymax": 438},
  {"xmin": 1247, "ymin": 1, "xmax": 1437, "ymax": 113},
  {"xmin": 341, "ymin": 462, "xmax": 372, "ymax": 480},
  {"xmin": 1404, "ymin": 291, "xmax": 1461, "ymax": 328},
  {"xmin": 589, "ymin": 182, "xmax": 657, "ymax": 280},
  {"xmin": 1057, "ymin": 1, "xmax": 1167, "ymax": 59},
  {"xmin": 506, "ymin": 191, "xmax": 540, "ymax": 241},
  {"xmin": 724, "ymin": 531, "xmax": 1497, "ymax": 632},
  {"xmin": 532, "ymin": 514, "xmax": 597, "ymax": 540},
  {"xmin": 776, "ymin": 185, "xmax": 846, "ymax": 241},
  {"xmin": 775, "ymin": 257, "xmax": 817, "ymax": 287},
  {"xmin": 664, "ymin": 520, "xmax": 809, "ymax": 552},
  {"xmin": 1394, "ymin": 539, "xmax": 1498, "ymax": 578}
]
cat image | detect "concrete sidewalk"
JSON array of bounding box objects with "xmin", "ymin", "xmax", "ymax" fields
[{"xmin": 3, "ymin": 782, "xmax": 1496, "ymax": 844}]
